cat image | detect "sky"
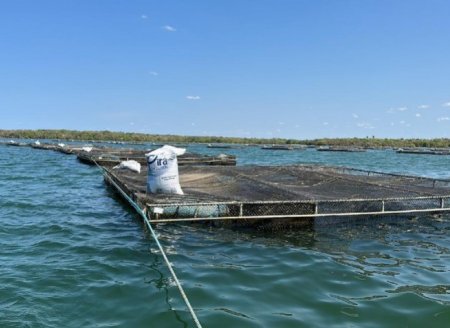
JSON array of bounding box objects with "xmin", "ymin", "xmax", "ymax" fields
[{"xmin": 1, "ymin": 0, "xmax": 450, "ymax": 139}]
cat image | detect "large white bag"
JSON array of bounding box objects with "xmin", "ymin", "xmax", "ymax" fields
[{"xmin": 146, "ymin": 145, "xmax": 186, "ymax": 195}]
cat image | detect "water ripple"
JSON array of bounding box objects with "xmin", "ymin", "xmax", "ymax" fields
[{"xmin": 2, "ymin": 145, "xmax": 450, "ymax": 327}]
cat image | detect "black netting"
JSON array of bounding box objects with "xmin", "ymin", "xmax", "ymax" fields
[{"xmin": 105, "ymin": 164, "xmax": 450, "ymax": 223}]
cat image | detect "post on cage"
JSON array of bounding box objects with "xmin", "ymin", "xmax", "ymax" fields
[
  {"xmin": 194, "ymin": 206, "xmax": 199, "ymax": 218},
  {"xmin": 239, "ymin": 203, "xmax": 243, "ymax": 217},
  {"xmin": 441, "ymin": 197, "xmax": 445, "ymax": 209},
  {"xmin": 152, "ymin": 206, "xmax": 164, "ymax": 221},
  {"xmin": 314, "ymin": 202, "xmax": 319, "ymax": 215},
  {"xmin": 381, "ymin": 199, "xmax": 385, "ymax": 212}
]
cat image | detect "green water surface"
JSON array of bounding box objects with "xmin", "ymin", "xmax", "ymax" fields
[{"xmin": 1, "ymin": 144, "xmax": 450, "ymax": 327}]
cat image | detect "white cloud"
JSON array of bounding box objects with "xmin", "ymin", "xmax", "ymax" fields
[
  {"xmin": 415, "ymin": 113, "xmax": 421, "ymax": 118},
  {"xmin": 356, "ymin": 122, "xmax": 374, "ymax": 129},
  {"xmin": 163, "ymin": 25, "xmax": 176, "ymax": 32},
  {"xmin": 397, "ymin": 107, "xmax": 408, "ymax": 112},
  {"xmin": 141, "ymin": 15, "xmax": 148, "ymax": 19},
  {"xmin": 437, "ymin": 117, "xmax": 450, "ymax": 122},
  {"xmin": 186, "ymin": 95, "xmax": 200, "ymax": 100},
  {"xmin": 399, "ymin": 120, "xmax": 406, "ymax": 125},
  {"xmin": 352, "ymin": 113, "xmax": 359, "ymax": 119},
  {"xmin": 323, "ymin": 122, "xmax": 329, "ymax": 126},
  {"xmin": 418, "ymin": 104, "xmax": 429, "ymax": 109},
  {"xmin": 442, "ymin": 102, "xmax": 450, "ymax": 107},
  {"xmin": 149, "ymin": 71, "xmax": 158, "ymax": 76}
]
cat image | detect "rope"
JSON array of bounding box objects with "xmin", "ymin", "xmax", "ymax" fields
[{"xmin": 98, "ymin": 164, "xmax": 203, "ymax": 328}]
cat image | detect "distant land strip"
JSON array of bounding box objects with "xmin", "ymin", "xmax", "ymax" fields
[{"xmin": 1, "ymin": 129, "xmax": 450, "ymax": 148}]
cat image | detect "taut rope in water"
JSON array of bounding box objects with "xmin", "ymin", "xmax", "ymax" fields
[{"xmin": 97, "ymin": 164, "xmax": 203, "ymax": 328}]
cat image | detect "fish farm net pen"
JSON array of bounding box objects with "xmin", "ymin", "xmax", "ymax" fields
[
  {"xmin": 95, "ymin": 163, "xmax": 203, "ymax": 328},
  {"xmin": 144, "ymin": 194, "xmax": 450, "ymax": 223},
  {"xmin": 101, "ymin": 161, "xmax": 450, "ymax": 229}
]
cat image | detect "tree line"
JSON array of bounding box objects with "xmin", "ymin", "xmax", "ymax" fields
[{"xmin": 1, "ymin": 129, "xmax": 450, "ymax": 148}]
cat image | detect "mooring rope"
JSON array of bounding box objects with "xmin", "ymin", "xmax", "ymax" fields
[{"xmin": 97, "ymin": 164, "xmax": 203, "ymax": 328}]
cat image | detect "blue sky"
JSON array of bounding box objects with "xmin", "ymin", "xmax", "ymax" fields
[{"xmin": 1, "ymin": 0, "xmax": 450, "ymax": 139}]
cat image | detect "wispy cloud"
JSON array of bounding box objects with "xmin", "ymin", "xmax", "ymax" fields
[
  {"xmin": 442, "ymin": 102, "xmax": 450, "ymax": 107},
  {"xmin": 356, "ymin": 122, "xmax": 374, "ymax": 129},
  {"xmin": 141, "ymin": 15, "xmax": 148, "ymax": 19},
  {"xmin": 323, "ymin": 122, "xmax": 329, "ymax": 126},
  {"xmin": 163, "ymin": 25, "xmax": 176, "ymax": 32},
  {"xmin": 415, "ymin": 113, "xmax": 421, "ymax": 118},
  {"xmin": 352, "ymin": 113, "xmax": 359, "ymax": 119},
  {"xmin": 149, "ymin": 71, "xmax": 158, "ymax": 76},
  {"xmin": 437, "ymin": 117, "xmax": 450, "ymax": 122},
  {"xmin": 186, "ymin": 95, "xmax": 200, "ymax": 100},
  {"xmin": 418, "ymin": 104, "xmax": 429, "ymax": 109},
  {"xmin": 398, "ymin": 120, "xmax": 411, "ymax": 127},
  {"xmin": 386, "ymin": 106, "xmax": 407, "ymax": 113}
]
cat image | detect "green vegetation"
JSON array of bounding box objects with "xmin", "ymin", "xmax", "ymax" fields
[
  {"xmin": 310, "ymin": 137, "xmax": 450, "ymax": 148},
  {"xmin": 1, "ymin": 129, "xmax": 450, "ymax": 148}
]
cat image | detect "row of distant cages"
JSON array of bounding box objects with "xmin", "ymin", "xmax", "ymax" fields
[{"xmin": 3, "ymin": 138, "xmax": 450, "ymax": 153}]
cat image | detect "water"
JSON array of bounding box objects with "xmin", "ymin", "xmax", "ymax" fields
[{"xmin": 1, "ymin": 143, "xmax": 450, "ymax": 327}]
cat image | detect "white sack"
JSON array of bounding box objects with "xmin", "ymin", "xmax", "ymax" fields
[
  {"xmin": 146, "ymin": 145, "xmax": 186, "ymax": 195},
  {"xmin": 82, "ymin": 146, "xmax": 93, "ymax": 152},
  {"xmin": 113, "ymin": 160, "xmax": 141, "ymax": 173}
]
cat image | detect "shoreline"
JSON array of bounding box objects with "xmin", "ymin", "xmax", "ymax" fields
[{"xmin": 1, "ymin": 128, "xmax": 450, "ymax": 149}]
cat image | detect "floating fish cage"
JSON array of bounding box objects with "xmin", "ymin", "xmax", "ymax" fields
[
  {"xmin": 102, "ymin": 164, "xmax": 450, "ymax": 229},
  {"xmin": 396, "ymin": 148, "xmax": 450, "ymax": 155},
  {"xmin": 316, "ymin": 146, "xmax": 366, "ymax": 152},
  {"xmin": 77, "ymin": 150, "xmax": 237, "ymax": 166}
]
